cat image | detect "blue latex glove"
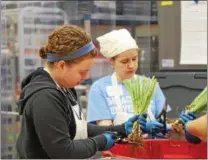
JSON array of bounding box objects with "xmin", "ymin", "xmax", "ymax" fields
[
  {"xmin": 103, "ymin": 133, "xmax": 116, "ymax": 150},
  {"xmin": 143, "ymin": 120, "xmax": 164, "ymax": 134},
  {"xmin": 152, "ymin": 126, "xmax": 172, "ymax": 139},
  {"xmin": 184, "ymin": 126, "xmax": 201, "ymax": 144},
  {"xmin": 179, "ymin": 111, "xmax": 196, "ymax": 125},
  {"xmin": 124, "ymin": 115, "xmax": 139, "ymax": 135},
  {"xmin": 138, "ymin": 113, "xmax": 147, "ymax": 132}
]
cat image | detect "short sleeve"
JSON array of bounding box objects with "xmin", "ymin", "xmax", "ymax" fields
[{"xmin": 87, "ymin": 84, "xmax": 113, "ymax": 123}]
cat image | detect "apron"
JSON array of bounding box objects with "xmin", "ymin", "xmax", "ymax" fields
[
  {"xmin": 72, "ymin": 104, "xmax": 88, "ymax": 140},
  {"xmin": 111, "ymin": 72, "xmax": 134, "ymax": 125},
  {"xmin": 64, "ymin": 88, "xmax": 88, "ymax": 140},
  {"xmin": 111, "ymin": 72, "xmax": 155, "ymax": 125},
  {"xmin": 44, "ymin": 67, "xmax": 87, "ymax": 139}
]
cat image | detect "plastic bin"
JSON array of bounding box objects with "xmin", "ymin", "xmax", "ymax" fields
[{"xmin": 102, "ymin": 139, "xmax": 207, "ymax": 159}]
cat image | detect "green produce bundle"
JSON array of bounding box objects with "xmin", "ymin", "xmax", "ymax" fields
[
  {"xmin": 172, "ymin": 87, "xmax": 207, "ymax": 134},
  {"xmin": 123, "ymin": 76, "xmax": 158, "ymax": 144}
]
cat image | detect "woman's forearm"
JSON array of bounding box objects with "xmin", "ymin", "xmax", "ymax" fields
[
  {"xmin": 87, "ymin": 123, "xmax": 126, "ymax": 137},
  {"xmin": 186, "ymin": 114, "xmax": 207, "ymax": 141}
]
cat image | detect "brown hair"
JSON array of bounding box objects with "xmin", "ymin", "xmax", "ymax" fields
[{"xmin": 39, "ymin": 25, "xmax": 97, "ymax": 65}]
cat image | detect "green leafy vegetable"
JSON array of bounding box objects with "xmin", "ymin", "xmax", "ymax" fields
[
  {"xmin": 123, "ymin": 76, "xmax": 158, "ymax": 114},
  {"xmin": 185, "ymin": 87, "xmax": 207, "ymax": 114}
]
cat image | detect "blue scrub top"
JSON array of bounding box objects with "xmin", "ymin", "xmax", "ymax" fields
[{"xmin": 87, "ymin": 75, "xmax": 171, "ymax": 123}]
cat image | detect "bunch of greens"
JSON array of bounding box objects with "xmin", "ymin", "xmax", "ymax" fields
[
  {"xmin": 123, "ymin": 76, "xmax": 158, "ymax": 143},
  {"xmin": 172, "ymin": 87, "xmax": 207, "ymax": 134},
  {"xmin": 124, "ymin": 75, "xmax": 158, "ymax": 114},
  {"xmin": 185, "ymin": 87, "xmax": 207, "ymax": 114}
]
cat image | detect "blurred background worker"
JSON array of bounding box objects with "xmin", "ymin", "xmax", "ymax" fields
[{"xmin": 87, "ymin": 29, "xmax": 171, "ymax": 135}]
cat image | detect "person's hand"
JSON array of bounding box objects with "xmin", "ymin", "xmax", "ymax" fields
[
  {"xmin": 184, "ymin": 126, "xmax": 201, "ymax": 144},
  {"xmin": 179, "ymin": 111, "xmax": 196, "ymax": 125},
  {"xmin": 124, "ymin": 115, "xmax": 139, "ymax": 135},
  {"xmin": 103, "ymin": 132, "xmax": 117, "ymax": 150},
  {"xmin": 138, "ymin": 113, "xmax": 147, "ymax": 132},
  {"xmin": 143, "ymin": 120, "xmax": 164, "ymax": 134}
]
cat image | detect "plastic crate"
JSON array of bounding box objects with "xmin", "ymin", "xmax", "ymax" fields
[{"xmin": 102, "ymin": 139, "xmax": 207, "ymax": 159}]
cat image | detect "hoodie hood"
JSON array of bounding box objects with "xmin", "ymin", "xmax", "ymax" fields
[{"xmin": 17, "ymin": 67, "xmax": 57, "ymax": 115}]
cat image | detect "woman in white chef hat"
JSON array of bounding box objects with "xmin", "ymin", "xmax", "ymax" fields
[{"xmin": 87, "ymin": 29, "xmax": 172, "ymax": 135}]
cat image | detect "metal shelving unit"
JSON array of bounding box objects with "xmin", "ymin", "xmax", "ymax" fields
[
  {"xmin": 1, "ymin": 2, "xmax": 68, "ymax": 158},
  {"xmin": 18, "ymin": 6, "xmax": 68, "ymax": 82},
  {"xmin": 1, "ymin": 15, "xmax": 20, "ymax": 159}
]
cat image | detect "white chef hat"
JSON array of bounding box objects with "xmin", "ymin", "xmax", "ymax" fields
[{"xmin": 96, "ymin": 29, "xmax": 139, "ymax": 58}]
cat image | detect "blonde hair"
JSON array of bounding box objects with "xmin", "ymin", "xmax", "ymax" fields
[{"xmin": 39, "ymin": 25, "xmax": 97, "ymax": 65}]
